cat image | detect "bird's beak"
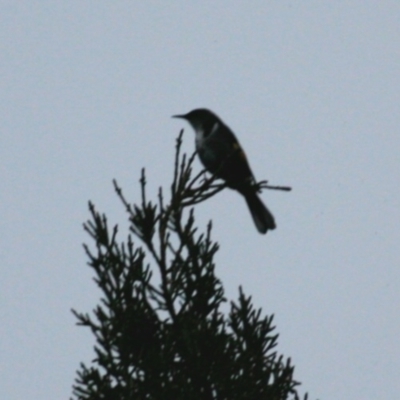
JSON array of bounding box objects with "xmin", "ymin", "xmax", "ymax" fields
[{"xmin": 172, "ymin": 114, "xmax": 186, "ymax": 119}]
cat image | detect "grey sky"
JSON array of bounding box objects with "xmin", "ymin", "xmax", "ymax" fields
[{"xmin": 1, "ymin": 2, "xmax": 399, "ymax": 399}]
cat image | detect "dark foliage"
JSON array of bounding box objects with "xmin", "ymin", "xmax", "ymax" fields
[{"xmin": 71, "ymin": 132, "xmax": 307, "ymax": 400}]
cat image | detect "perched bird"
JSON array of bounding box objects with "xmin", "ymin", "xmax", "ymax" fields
[{"xmin": 173, "ymin": 108, "xmax": 276, "ymax": 234}]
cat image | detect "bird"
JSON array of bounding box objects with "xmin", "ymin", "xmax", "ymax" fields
[{"xmin": 172, "ymin": 108, "xmax": 276, "ymax": 234}]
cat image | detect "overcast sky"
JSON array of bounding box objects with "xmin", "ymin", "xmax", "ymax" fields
[{"xmin": 1, "ymin": 2, "xmax": 400, "ymax": 399}]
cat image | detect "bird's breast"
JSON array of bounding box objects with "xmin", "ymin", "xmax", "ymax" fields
[{"xmin": 194, "ymin": 128, "xmax": 205, "ymax": 149}]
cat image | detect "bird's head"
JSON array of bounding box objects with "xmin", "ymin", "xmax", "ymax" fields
[{"xmin": 172, "ymin": 108, "xmax": 219, "ymax": 132}]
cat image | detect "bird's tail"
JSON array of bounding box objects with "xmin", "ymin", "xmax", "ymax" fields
[{"xmin": 242, "ymin": 191, "xmax": 276, "ymax": 234}]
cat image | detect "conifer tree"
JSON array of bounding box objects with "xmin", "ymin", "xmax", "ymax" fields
[{"xmin": 71, "ymin": 132, "xmax": 308, "ymax": 400}]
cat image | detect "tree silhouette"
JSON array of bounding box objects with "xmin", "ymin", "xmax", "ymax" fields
[{"xmin": 71, "ymin": 132, "xmax": 307, "ymax": 400}]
